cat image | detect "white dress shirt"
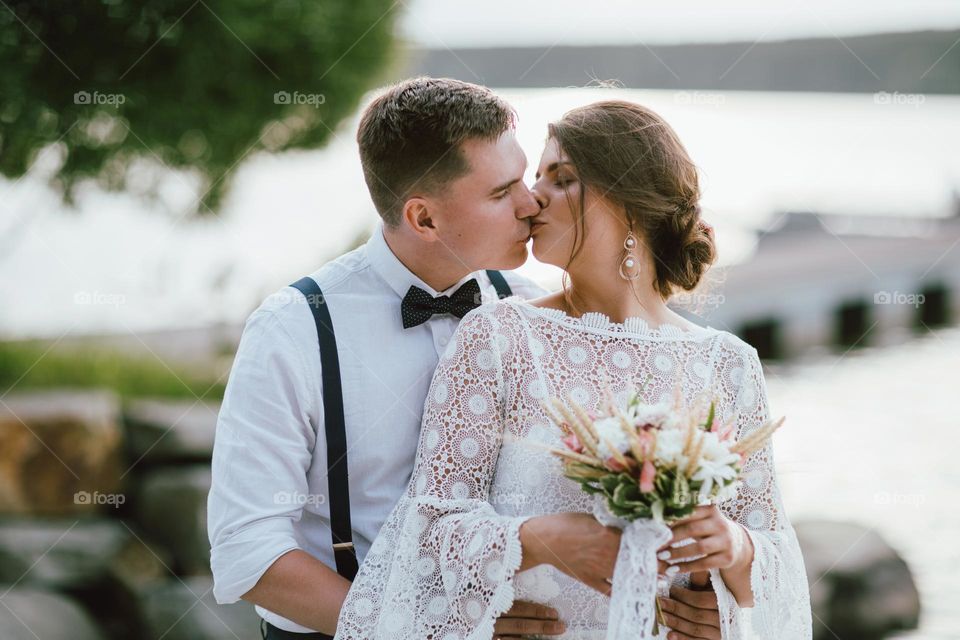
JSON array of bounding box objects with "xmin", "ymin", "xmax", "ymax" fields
[{"xmin": 207, "ymin": 223, "xmax": 547, "ymax": 632}]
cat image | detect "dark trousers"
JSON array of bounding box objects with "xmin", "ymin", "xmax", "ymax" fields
[{"xmin": 261, "ymin": 619, "xmax": 333, "ymax": 640}]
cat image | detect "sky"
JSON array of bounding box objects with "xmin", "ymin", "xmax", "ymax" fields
[{"xmin": 400, "ymin": 0, "xmax": 960, "ymax": 48}]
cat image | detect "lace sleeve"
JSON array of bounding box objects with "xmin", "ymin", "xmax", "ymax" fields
[
  {"xmin": 334, "ymin": 306, "xmax": 531, "ymax": 640},
  {"xmin": 710, "ymin": 340, "xmax": 813, "ymax": 638}
]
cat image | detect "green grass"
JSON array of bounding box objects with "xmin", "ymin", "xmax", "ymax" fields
[{"xmin": 0, "ymin": 341, "xmax": 226, "ymax": 400}]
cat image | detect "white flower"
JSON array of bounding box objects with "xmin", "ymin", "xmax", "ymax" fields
[
  {"xmin": 653, "ymin": 429, "xmax": 686, "ymax": 467},
  {"xmin": 594, "ymin": 416, "xmax": 630, "ymax": 459},
  {"xmin": 628, "ymin": 400, "xmax": 683, "ymax": 431},
  {"xmin": 690, "ymin": 432, "xmax": 740, "ymax": 498},
  {"xmin": 698, "ymin": 431, "xmax": 740, "ymax": 465}
]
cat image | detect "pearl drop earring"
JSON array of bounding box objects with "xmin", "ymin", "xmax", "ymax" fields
[{"xmin": 619, "ymin": 231, "xmax": 641, "ymax": 280}]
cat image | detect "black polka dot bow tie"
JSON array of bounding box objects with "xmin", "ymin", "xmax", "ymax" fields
[{"xmin": 401, "ymin": 278, "xmax": 482, "ymax": 329}]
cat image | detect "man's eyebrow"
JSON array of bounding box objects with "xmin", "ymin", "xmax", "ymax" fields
[
  {"xmin": 534, "ymin": 161, "xmax": 572, "ymax": 180},
  {"xmin": 488, "ymin": 177, "xmax": 522, "ymax": 195}
]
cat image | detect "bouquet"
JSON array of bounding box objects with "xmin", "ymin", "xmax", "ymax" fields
[{"xmin": 542, "ymin": 386, "xmax": 784, "ymax": 638}]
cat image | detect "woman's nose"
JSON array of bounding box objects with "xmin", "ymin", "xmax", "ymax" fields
[{"xmin": 530, "ymin": 184, "xmax": 548, "ymax": 210}]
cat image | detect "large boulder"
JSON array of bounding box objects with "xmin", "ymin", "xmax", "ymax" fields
[
  {"xmin": 134, "ymin": 465, "xmax": 212, "ymax": 575},
  {"xmin": 123, "ymin": 398, "xmax": 220, "ymax": 464},
  {"xmin": 796, "ymin": 520, "xmax": 920, "ymax": 639},
  {"xmin": 0, "ymin": 587, "xmax": 105, "ymax": 640},
  {"xmin": 140, "ymin": 576, "xmax": 261, "ymax": 640},
  {"xmin": 0, "ymin": 518, "xmax": 168, "ymax": 639},
  {"xmin": 0, "ymin": 390, "xmax": 123, "ymax": 515}
]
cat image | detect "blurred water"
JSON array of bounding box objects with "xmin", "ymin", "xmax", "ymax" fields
[
  {"xmin": 768, "ymin": 327, "xmax": 960, "ymax": 639},
  {"xmin": 2, "ymin": 88, "xmax": 959, "ymax": 337}
]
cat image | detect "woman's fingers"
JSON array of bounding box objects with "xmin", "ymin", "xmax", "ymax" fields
[
  {"xmin": 663, "ymin": 515, "xmax": 719, "ymax": 547},
  {"xmin": 661, "ymin": 535, "xmax": 723, "ymax": 561},
  {"xmin": 669, "ymin": 550, "xmax": 735, "ymax": 573}
]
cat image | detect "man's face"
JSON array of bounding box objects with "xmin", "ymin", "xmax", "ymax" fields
[{"xmin": 427, "ymin": 130, "xmax": 540, "ymax": 273}]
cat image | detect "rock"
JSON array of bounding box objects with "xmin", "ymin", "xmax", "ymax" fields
[
  {"xmin": 0, "ymin": 390, "xmax": 123, "ymax": 515},
  {"xmin": 140, "ymin": 576, "xmax": 261, "ymax": 640},
  {"xmin": 0, "ymin": 518, "xmax": 169, "ymax": 639},
  {"xmin": 0, "ymin": 587, "xmax": 105, "ymax": 640},
  {"xmin": 124, "ymin": 398, "xmax": 220, "ymax": 464},
  {"xmin": 795, "ymin": 520, "xmax": 920, "ymax": 639},
  {"xmin": 134, "ymin": 465, "xmax": 212, "ymax": 575}
]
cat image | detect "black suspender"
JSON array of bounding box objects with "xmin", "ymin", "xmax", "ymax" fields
[
  {"xmin": 485, "ymin": 269, "xmax": 513, "ymax": 299},
  {"xmin": 288, "ymin": 270, "xmax": 511, "ymax": 582},
  {"xmin": 289, "ymin": 277, "xmax": 359, "ymax": 582}
]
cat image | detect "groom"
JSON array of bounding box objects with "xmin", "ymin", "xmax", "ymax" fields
[
  {"xmin": 207, "ymin": 76, "xmax": 569, "ymax": 639},
  {"xmin": 208, "ymin": 76, "xmax": 721, "ymax": 639}
]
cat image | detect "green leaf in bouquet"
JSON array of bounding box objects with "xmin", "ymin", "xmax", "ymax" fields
[
  {"xmin": 671, "ymin": 473, "xmax": 691, "ymax": 507},
  {"xmin": 703, "ymin": 401, "xmax": 716, "ymax": 431}
]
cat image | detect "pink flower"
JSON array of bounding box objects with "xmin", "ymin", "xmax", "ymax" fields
[
  {"xmin": 640, "ymin": 460, "xmax": 656, "ymax": 493},
  {"xmin": 718, "ymin": 423, "xmax": 735, "ymax": 441},
  {"xmin": 562, "ymin": 433, "xmax": 584, "ymax": 453}
]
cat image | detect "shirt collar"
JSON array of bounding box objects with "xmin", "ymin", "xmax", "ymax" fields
[{"xmin": 366, "ymin": 222, "xmax": 483, "ymax": 300}]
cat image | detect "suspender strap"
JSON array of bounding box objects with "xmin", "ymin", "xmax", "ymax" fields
[
  {"xmin": 485, "ymin": 270, "xmax": 513, "ymax": 299},
  {"xmin": 289, "ymin": 277, "xmax": 359, "ymax": 582}
]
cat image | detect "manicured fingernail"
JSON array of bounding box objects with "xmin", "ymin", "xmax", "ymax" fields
[
  {"xmin": 657, "ymin": 550, "xmax": 671, "ymax": 560},
  {"xmin": 666, "ymin": 565, "xmax": 679, "ymax": 576}
]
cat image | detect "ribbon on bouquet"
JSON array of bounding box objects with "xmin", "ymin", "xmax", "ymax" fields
[{"xmin": 593, "ymin": 497, "xmax": 673, "ymax": 639}]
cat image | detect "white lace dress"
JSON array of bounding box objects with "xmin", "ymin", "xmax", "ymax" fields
[{"xmin": 335, "ymin": 298, "xmax": 812, "ymax": 639}]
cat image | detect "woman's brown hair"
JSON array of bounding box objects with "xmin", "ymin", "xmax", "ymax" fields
[{"xmin": 548, "ymin": 100, "xmax": 716, "ymax": 299}]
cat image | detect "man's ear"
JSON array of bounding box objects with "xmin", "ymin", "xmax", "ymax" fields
[{"xmin": 401, "ymin": 196, "xmax": 440, "ymax": 242}]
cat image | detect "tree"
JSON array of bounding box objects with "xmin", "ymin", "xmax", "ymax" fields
[{"xmin": 0, "ymin": 0, "xmax": 400, "ymax": 213}]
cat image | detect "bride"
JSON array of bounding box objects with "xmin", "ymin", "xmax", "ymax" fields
[{"xmin": 334, "ymin": 100, "xmax": 812, "ymax": 639}]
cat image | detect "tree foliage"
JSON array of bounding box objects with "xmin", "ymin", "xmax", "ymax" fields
[{"xmin": 0, "ymin": 0, "xmax": 400, "ymax": 212}]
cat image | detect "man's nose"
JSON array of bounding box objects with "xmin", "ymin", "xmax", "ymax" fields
[{"xmin": 515, "ymin": 183, "xmax": 542, "ymax": 218}]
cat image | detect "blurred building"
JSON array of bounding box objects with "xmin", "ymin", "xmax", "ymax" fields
[{"xmin": 698, "ymin": 204, "xmax": 960, "ymax": 359}]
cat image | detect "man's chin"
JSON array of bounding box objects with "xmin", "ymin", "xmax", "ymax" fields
[{"xmin": 485, "ymin": 244, "xmax": 528, "ymax": 272}]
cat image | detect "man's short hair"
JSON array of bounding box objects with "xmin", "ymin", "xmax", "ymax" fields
[{"xmin": 357, "ymin": 77, "xmax": 515, "ymax": 227}]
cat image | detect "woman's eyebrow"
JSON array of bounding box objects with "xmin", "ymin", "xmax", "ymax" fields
[{"xmin": 535, "ymin": 160, "xmax": 572, "ymax": 180}]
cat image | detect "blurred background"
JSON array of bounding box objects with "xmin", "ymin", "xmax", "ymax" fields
[{"xmin": 1, "ymin": 1, "xmax": 958, "ymax": 638}]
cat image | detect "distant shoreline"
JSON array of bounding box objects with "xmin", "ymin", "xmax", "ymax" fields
[{"xmin": 404, "ymin": 28, "xmax": 960, "ymax": 95}]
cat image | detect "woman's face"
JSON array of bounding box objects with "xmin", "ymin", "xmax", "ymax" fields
[{"xmin": 529, "ymin": 137, "xmax": 627, "ymax": 273}]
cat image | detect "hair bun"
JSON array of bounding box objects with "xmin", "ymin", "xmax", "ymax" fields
[{"xmin": 671, "ymin": 213, "xmax": 717, "ymax": 292}]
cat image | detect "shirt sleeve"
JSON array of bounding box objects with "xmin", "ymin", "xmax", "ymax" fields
[{"xmin": 207, "ymin": 299, "xmax": 321, "ymax": 604}]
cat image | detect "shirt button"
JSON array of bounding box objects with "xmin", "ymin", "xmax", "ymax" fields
[{"xmin": 438, "ymin": 337, "xmax": 449, "ymax": 347}]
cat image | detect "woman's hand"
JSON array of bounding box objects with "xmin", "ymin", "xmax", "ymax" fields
[
  {"xmin": 519, "ymin": 513, "xmax": 622, "ymax": 595},
  {"xmin": 656, "ymin": 505, "xmax": 751, "ymax": 573},
  {"xmin": 655, "ymin": 505, "xmax": 755, "ymax": 606}
]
